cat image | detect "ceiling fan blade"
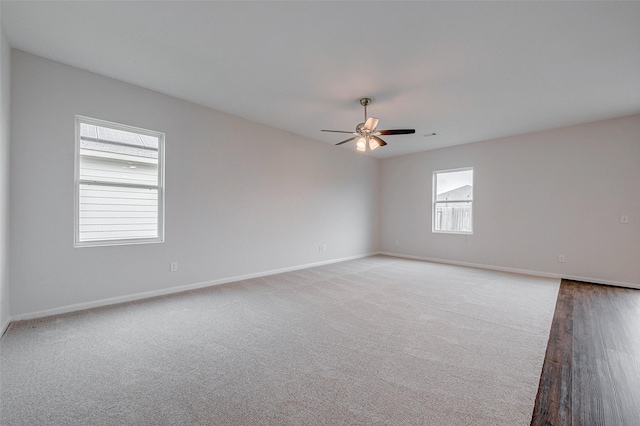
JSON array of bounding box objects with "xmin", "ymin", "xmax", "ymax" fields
[
  {"xmin": 371, "ymin": 136, "xmax": 387, "ymax": 147},
  {"xmin": 322, "ymin": 130, "xmax": 355, "ymax": 134},
  {"xmin": 363, "ymin": 117, "xmax": 379, "ymax": 132},
  {"xmin": 335, "ymin": 137, "xmax": 356, "ymax": 146},
  {"xmin": 376, "ymin": 129, "xmax": 416, "ymax": 135}
]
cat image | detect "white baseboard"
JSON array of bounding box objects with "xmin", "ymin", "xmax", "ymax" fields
[
  {"xmin": 8, "ymin": 253, "xmax": 377, "ymax": 323},
  {"xmin": 378, "ymin": 251, "xmax": 640, "ymax": 290},
  {"xmin": 0, "ymin": 318, "xmax": 10, "ymax": 340},
  {"xmin": 6, "ymin": 251, "xmax": 638, "ymax": 328}
]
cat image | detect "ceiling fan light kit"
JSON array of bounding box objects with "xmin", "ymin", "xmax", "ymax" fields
[
  {"xmin": 356, "ymin": 137, "xmax": 367, "ymax": 152},
  {"xmin": 321, "ymin": 98, "xmax": 416, "ymax": 152}
]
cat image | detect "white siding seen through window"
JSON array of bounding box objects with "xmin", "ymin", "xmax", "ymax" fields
[{"xmin": 75, "ymin": 116, "xmax": 164, "ymax": 246}]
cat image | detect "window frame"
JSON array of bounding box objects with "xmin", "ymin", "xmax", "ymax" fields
[
  {"xmin": 74, "ymin": 115, "xmax": 165, "ymax": 247},
  {"xmin": 432, "ymin": 167, "xmax": 474, "ymax": 235}
]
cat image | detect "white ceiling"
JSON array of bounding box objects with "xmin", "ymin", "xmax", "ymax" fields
[{"xmin": 2, "ymin": 1, "xmax": 640, "ymax": 158}]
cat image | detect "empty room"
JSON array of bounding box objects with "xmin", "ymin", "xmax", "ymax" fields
[{"xmin": 1, "ymin": 2, "xmax": 639, "ymax": 425}]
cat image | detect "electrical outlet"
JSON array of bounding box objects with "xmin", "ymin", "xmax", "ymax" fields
[
  {"xmin": 395, "ymin": 240, "xmax": 400, "ymax": 246},
  {"xmin": 558, "ymin": 255, "xmax": 565, "ymax": 263},
  {"xmin": 170, "ymin": 262, "xmax": 178, "ymax": 272},
  {"xmin": 621, "ymin": 215, "xmax": 629, "ymax": 224},
  {"xmin": 322, "ymin": 244, "xmax": 327, "ymax": 252}
]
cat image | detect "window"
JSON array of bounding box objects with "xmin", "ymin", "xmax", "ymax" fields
[
  {"xmin": 433, "ymin": 168, "xmax": 473, "ymax": 234},
  {"xmin": 74, "ymin": 116, "xmax": 164, "ymax": 247}
]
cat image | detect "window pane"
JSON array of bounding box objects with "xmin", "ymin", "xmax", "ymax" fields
[
  {"xmin": 79, "ymin": 123, "xmax": 159, "ymax": 186},
  {"xmin": 436, "ymin": 170, "xmax": 473, "ymax": 201},
  {"xmin": 78, "ymin": 184, "xmax": 158, "ymax": 242},
  {"xmin": 434, "ymin": 201, "xmax": 472, "ymax": 232}
]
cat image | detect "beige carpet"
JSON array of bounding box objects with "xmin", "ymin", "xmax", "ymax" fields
[{"xmin": 0, "ymin": 256, "xmax": 559, "ymax": 425}]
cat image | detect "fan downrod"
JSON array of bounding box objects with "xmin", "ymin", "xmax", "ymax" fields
[{"xmin": 359, "ymin": 98, "xmax": 371, "ymax": 123}]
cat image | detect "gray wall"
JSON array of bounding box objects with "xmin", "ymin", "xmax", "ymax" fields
[
  {"xmin": 6, "ymin": 48, "xmax": 639, "ymax": 323},
  {"xmin": 9, "ymin": 51, "xmax": 379, "ymax": 318},
  {"xmin": 0, "ymin": 14, "xmax": 10, "ymax": 333},
  {"xmin": 380, "ymin": 114, "xmax": 640, "ymax": 287}
]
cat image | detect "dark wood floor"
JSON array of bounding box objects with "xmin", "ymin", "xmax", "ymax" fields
[{"xmin": 531, "ymin": 279, "xmax": 640, "ymax": 426}]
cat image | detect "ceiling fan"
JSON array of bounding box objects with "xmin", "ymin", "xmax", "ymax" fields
[{"xmin": 322, "ymin": 98, "xmax": 415, "ymax": 152}]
